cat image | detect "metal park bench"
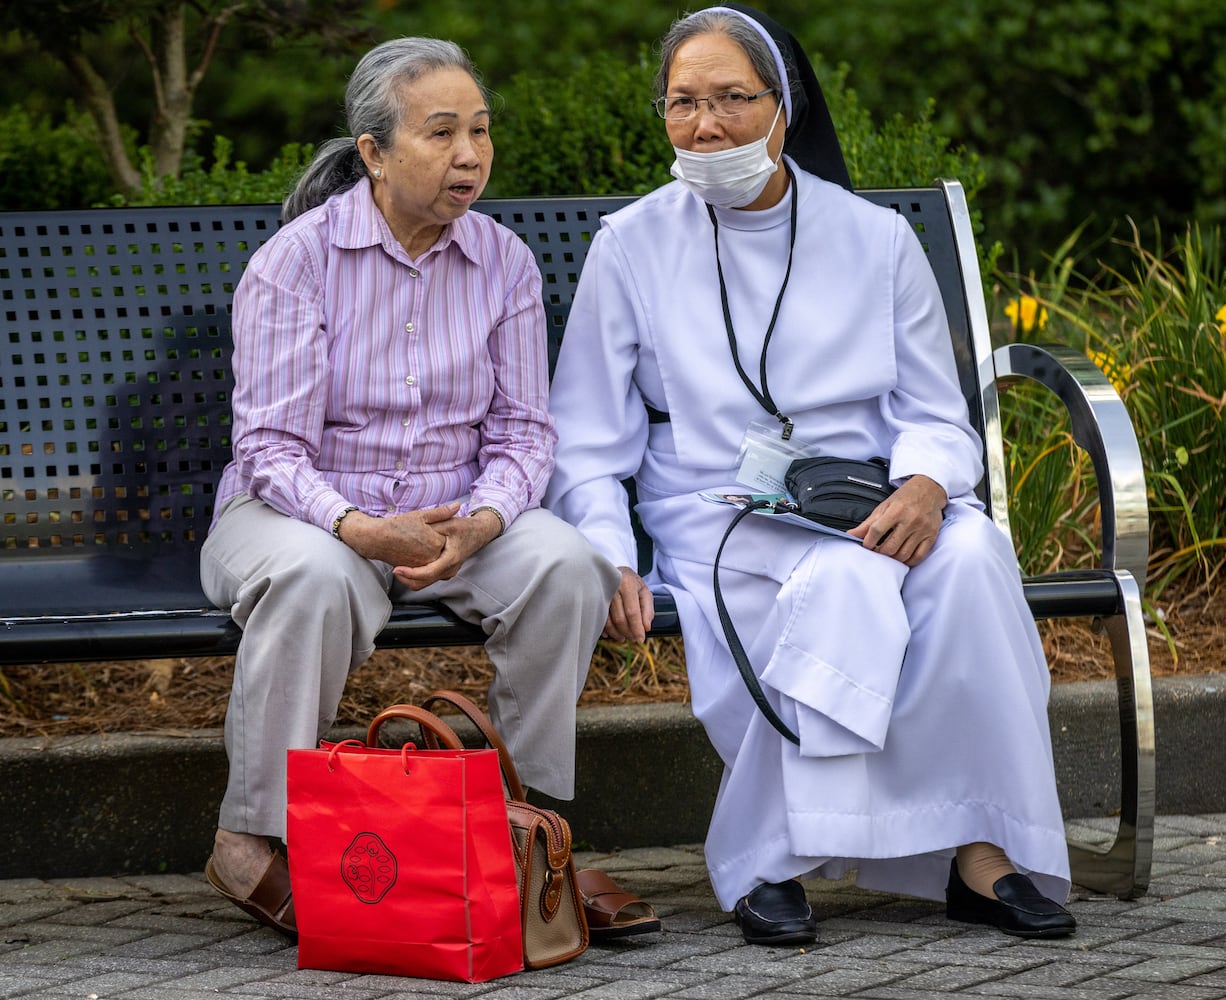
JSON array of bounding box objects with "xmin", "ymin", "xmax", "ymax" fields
[{"xmin": 0, "ymin": 183, "xmax": 1153, "ymax": 897}]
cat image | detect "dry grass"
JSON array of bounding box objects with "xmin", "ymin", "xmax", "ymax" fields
[
  {"xmin": 0, "ymin": 637, "xmax": 691, "ymax": 739},
  {"xmin": 2, "ymin": 583, "xmax": 1221, "ymax": 739}
]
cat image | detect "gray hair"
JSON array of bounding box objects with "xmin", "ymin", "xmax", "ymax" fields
[
  {"xmin": 283, "ymin": 37, "xmax": 483, "ymax": 221},
  {"xmin": 655, "ymin": 10, "xmax": 785, "ymax": 100}
]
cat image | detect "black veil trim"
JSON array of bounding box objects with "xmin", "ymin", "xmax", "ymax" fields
[{"xmin": 722, "ymin": 3, "xmax": 852, "ymax": 190}]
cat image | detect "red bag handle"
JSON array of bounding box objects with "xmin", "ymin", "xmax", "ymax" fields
[
  {"xmin": 325, "ymin": 737, "xmax": 424, "ymax": 775},
  {"xmin": 325, "ymin": 739, "xmax": 368, "ymax": 770},
  {"xmin": 420, "ymin": 689, "xmax": 527, "ymax": 802},
  {"xmin": 366, "ymin": 704, "xmax": 465, "ymax": 752}
]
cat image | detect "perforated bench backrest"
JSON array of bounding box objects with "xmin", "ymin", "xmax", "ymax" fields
[{"xmin": 0, "ymin": 190, "xmax": 985, "ymax": 618}]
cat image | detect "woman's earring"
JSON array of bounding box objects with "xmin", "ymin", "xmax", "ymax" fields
[{"xmin": 373, "ymin": 168, "xmax": 382, "ymax": 179}]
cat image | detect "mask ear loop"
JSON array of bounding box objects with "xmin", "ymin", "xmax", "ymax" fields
[
  {"xmin": 759, "ymin": 95, "xmax": 787, "ymax": 176},
  {"xmin": 764, "ymin": 95, "xmax": 785, "ymax": 165}
]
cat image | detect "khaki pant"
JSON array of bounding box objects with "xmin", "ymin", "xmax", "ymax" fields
[{"xmin": 200, "ymin": 496, "xmax": 620, "ymax": 838}]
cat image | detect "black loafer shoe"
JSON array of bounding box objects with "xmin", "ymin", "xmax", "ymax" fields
[
  {"xmin": 733, "ymin": 880, "xmax": 818, "ymax": 945},
  {"xmin": 946, "ymin": 859, "xmax": 1076, "ymax": 938}
]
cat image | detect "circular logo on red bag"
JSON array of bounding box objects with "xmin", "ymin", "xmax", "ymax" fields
[{"xmin": 340, "ymin": 832, "xmax": 398, "ymax": 904}]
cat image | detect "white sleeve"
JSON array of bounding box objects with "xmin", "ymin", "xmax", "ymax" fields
[
  {"xmin": 883, "ymin": 215, "xmax": 985, "ymax": 499},
  {"xmin": 544, "ymin": 227, "xmax": 648, "ymax": 570}
]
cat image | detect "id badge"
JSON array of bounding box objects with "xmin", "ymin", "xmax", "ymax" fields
[{"xmin": 735, "ymin": 421, "xmax": 813, "ymax": 493}]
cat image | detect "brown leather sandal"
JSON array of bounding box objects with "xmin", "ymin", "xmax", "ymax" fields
[
  {"xmin": 576, "ymin": 867, "xmax": 661, "ymax": 940},
  {"xmin": 205, "ymin": 850, "xmax": 297, "ymax": 940}
]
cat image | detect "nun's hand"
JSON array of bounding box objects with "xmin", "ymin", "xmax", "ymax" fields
[
  {"xmin": 603, "ymin": 566, "xmax": 655, "ymax": 643},
  {"xmin": 847, "ymin": 475, "xmax": 947, "ymax": 567}
]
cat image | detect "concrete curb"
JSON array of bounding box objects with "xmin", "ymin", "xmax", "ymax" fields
[{"xmin": 2, "ymin": 676, "xmax": 1222, "ymax": 879}]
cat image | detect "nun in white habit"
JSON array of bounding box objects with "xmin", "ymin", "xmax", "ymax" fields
[{"xmin": 545, "ymin": 3, "xmax": 1077, "ymax": 945}]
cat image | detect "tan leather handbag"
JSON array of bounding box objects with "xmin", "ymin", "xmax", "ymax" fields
[{"xmin": 416, "ymin": 690, "xmax": 589, "ymax": 969}]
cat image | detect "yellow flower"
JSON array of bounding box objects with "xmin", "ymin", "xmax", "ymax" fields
[
  {"xmin": 1005, "ymin": 295, "xmax": 1049, "ymax": 334},
  {"xmin": 1216, "ymin": 303, "xmax": 1226, "ymax": 334},
  {"xmin": 1087, "ymin": 349, "xmax": 1131, "ymax": 395}
]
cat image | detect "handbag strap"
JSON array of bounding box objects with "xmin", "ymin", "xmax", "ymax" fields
[
  {"xmin": 713, "ymin": 502, "xmax": 801, "ymax": 746},
  {"xmin": 365, "ymin": 704, "xmax": 466, "ymax": 751},
  {"xmin": 420, "ymin": 689, "xmax": 528, "ymax": 802}
]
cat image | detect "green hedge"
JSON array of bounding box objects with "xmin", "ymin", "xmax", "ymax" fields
[
  {"xmin": 796, "ymin": 0, "xmax": 1226, "ymax": 269},
  {"xmin": 112, "ymin": 136, "xmax": 315, "ymax": 208},
  {"xmin": 0, "ymin": 104, "xmax": 114, "ymax": 211}
]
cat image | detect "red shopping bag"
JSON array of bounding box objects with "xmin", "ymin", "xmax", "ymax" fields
[{"xmin": 286, "ymin": 706, "xmax": 523, "ymax": 982}]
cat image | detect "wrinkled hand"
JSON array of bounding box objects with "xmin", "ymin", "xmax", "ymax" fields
[
  {"xmin": 602, "ymin": 566, "xmax": 655, "ymax": 643},
  {"xmin": 847, "ymin": 474, "xmax": 947, "ymax": 566},
  {"xmin": 392, "ymin": 506, "xmax": 503, "ymax": 591},
  {"xmin": 339, "ymin": 502, "xmax": 458, "ymax": 570}
]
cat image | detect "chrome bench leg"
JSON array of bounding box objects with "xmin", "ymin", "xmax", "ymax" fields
[{"xmin": 1066, "ymin": 571, "xmax": 1154, "ymax": 899}]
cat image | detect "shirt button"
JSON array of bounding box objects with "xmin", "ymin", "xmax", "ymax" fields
[
  {"xmin": 405, "ymin": 375, "xmax": 416, "ymax": 386},
  {"xmin": 386, "ymin": 504, "xmax": 395, "ymax": 514},
  {"xmin": 408, "ymin": 268, "xmax": 420, "ymax": 278},
  {"xmin": 395, "ymin": 460, "xmax": 405, "ymax": 472},
  {"xmin": 401, "ymin": 417, "xmax": 410, "ymax": 427},
  {"xmin": 405, "ymin": 322, "xmax": 414, "ymax": 333}
]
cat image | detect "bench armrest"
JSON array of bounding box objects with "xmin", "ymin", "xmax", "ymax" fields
[{"xmin": 993, "ymin": 342, "xmax": 1149, "ymax": 592}]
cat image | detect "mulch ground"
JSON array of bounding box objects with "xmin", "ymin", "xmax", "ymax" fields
[{"xmin": 2, "ymin": 583, "xmax": 1221, "ymax": 739}]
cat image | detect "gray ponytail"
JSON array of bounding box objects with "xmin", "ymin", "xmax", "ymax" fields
[{"xmin": 283, "ymin": 37, "xmax": 482, "ymax": 221}]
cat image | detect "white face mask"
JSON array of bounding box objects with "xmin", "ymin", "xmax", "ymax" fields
[{"xmin": 669, "ymin": 100, "xmax": 784, "ymax": 209}]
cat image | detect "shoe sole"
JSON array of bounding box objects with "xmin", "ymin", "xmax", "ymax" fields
[
  {"xmin": 997, "ymin": 924, "xmax": 1076, "ymax": 939},
  {"xmin": 740, "ymin": 928, "xmax": 818, "ymax": 945},
  {"xmin": 734, "ymin": 911, "xmax": 817, "ymax": 946},
  {"xmin": 587, "ymin": 917, "xmax": 663, "ymax": 941},
  {"xmin": 947, "ymin": 908, "xmax": 1075, "ymax": 939},
  {"xmin": 205, "ymin": 856, "xmax": 298, "ymax": 940}
]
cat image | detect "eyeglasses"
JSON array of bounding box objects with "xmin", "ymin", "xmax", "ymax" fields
[{"xmin": 653, "ymin": 88, "xmax": 777, "ymax": 121}]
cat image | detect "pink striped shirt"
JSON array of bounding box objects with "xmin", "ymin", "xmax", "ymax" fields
[{"xmin": 211, "ymin": 180, "xmax": 555, "ymax": 535}]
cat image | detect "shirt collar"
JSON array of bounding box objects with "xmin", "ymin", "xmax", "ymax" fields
[{"xmin": 330, "ymin": 180, "xmax": 483, "ymax": 265}]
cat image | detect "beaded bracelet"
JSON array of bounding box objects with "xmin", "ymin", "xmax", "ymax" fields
[{"xmin": 331, "ymin": 505, "xmax": 360, "ymax": 540}]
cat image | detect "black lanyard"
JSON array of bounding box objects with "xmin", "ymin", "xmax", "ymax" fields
[{"xmin": 707, "ymin": 162, "xmax": 798, "ymax": 440}]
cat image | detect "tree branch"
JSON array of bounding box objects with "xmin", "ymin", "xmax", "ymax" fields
[
  {"xmin": 63, "ymin": 50, "xmax": 142, "ymax": 196},
  {"xmin": 128, "ymin": 21, "xmax": 167, "ymax": 120},
  {"xmin": 190, "ymin": 3, "xmax": 247, "ymax": 92}
]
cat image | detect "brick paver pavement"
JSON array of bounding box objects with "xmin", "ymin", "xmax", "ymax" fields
[{"xmin": 2, "ymin": 815, "xmax": 1225, "ymax": 999}]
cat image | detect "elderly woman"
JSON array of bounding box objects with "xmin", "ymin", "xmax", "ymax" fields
[
  {"xmin": 546, "ymin": 4, "xmax": 1076, "ymax": 945},
  {"xmin": 201, "ymin": 37, "xmax": 624, "ymax": 937}
]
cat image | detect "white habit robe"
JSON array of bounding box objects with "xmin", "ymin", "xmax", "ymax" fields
[{"xmin": 545, "ymin": 161, "xmax": 1071, "ymax": 911}]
